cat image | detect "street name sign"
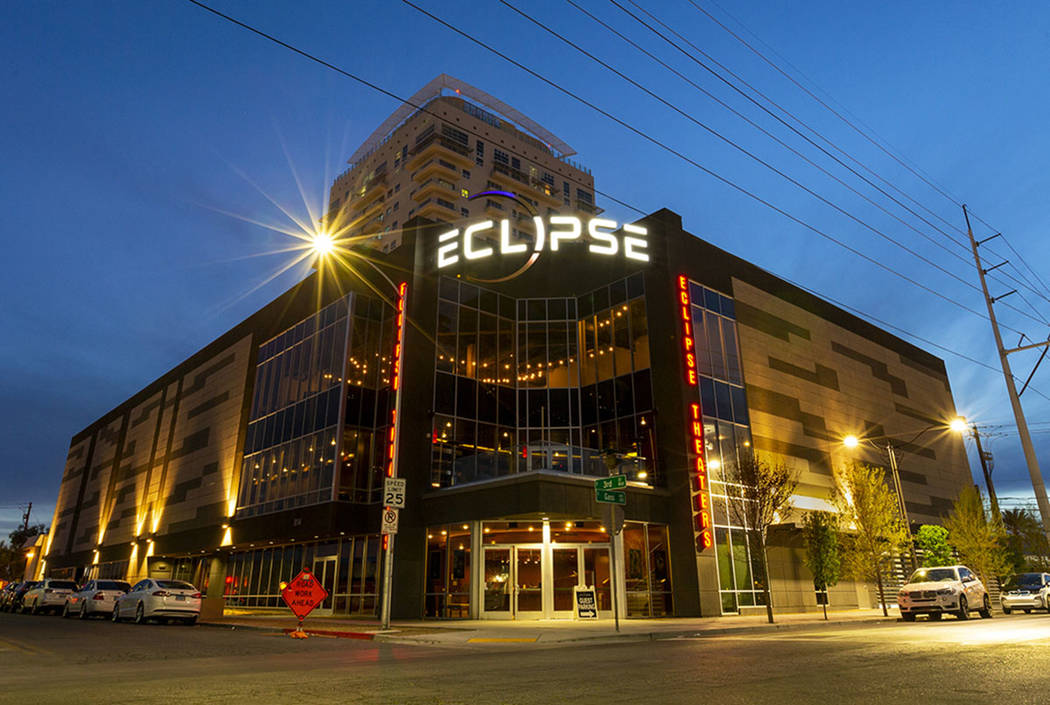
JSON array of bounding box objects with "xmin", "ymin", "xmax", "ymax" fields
[
  {"xmin": 280, "ymin": 569, "xmax": 328, "ymax": 622},
  {"xmin": 596, "ymin": 489, "xmax": 626, "ymax": 505},
  {"xmin": 383, "ymin": 477, "xmax": 406, "ymax": 508},
  {"xmin": 595, "ymin": 475, "xmax": 626, "ymax": 491},
  {"xmin": 381, "ymin": 507, "xmax": 400, "ymax": 534}
]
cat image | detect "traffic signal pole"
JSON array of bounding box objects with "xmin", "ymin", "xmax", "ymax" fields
[{"xmin": 964, "ymin": 205, "xmax": 1050, "ymax": 540}]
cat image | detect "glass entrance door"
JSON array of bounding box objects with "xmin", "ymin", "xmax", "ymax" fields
[
  {"xmin": 482, "ymin": 548, "xmax": 512, "ymax": 619},
  {"xmin": 478, "ymin": 540, "xmax": 611, "ymax": 619},
  {"xmin": 514, "ymin": 547, "xmax": 544, "ymax": 618},
  {"xmin": 311, "ymin": 557, "xmax": 336, "ymax": 613},
  {"xmin": 552, "ymin": 547, "xmax": 580, "ymax": 616}
]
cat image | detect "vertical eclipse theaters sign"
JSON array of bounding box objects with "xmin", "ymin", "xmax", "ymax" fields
[{"xmin": 677, "ymin": 275, "xmax": 713, "ymax": 553}]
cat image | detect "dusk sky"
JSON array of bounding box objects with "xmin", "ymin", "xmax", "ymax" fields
[{"xmin": 3, "ymin": 0, "xmax": 1050, "ymax": 537}]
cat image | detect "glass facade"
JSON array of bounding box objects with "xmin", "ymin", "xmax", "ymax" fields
[
  {"xmin": 223, "ymin": 535, "xmax": 381, "ymax": 615},
  {"xmin": 431, "ymin": 273, "xmax": 655, "ymax": 488},
  {"xmin": 688, "ymin": 281, "xmax": 763, "ymax": 613},
  {"xmin": 238, "ymin": 293, "xmax": 395, "ymax": 517},
  {"xmin": 623, "ymin": 522, "xmax": 673, "ymax": 617},
  {"xmin": 425, "ymin": 524, "xmax": 473, "ymax": 618}
]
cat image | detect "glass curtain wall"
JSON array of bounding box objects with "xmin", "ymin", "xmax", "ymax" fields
[
  {"xmin": 239, "ymin": 293, "xmax": 394, "ymax": 516},
  {"xmin": 431, "ymin": 273, "xmax": 655, "ymax": 488},
  {"xmin": 223, "ymin": 535, "xmax": 381, "ymax": 615},
  {"xmin": 688, "ymin": 281, "xmax": 764, "ymax": 614}
]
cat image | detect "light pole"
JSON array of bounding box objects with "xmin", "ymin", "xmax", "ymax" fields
[
  {"xmin": 310, "ymin": 233, "xmax": 407, "ymax": 630},
  {"xmin": 842, "ymin": 419, "xmax": 967, "ymax": 571}
]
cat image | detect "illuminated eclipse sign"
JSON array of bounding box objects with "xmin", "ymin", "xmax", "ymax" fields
[
  {"xmin": 678, "ymin": 275, "xmax": 713, "ymax": 553},
  {"xmin": 435, "ymin": 190, "xmax": 648, "ymax": 282}
]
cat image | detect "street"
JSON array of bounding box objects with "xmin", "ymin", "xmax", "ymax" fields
[{"xmin": 2, "ymin": 612, "xmax": 1050, "ymax": 704}]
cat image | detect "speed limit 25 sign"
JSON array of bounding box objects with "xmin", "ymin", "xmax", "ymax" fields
[{"xmin": 383, "ymin": 477, "xmax": 406, "ymax": 508}]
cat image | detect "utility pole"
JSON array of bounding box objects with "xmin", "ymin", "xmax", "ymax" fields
[
  {"xmin": 885, "ymin": 444, "xmax": 918, "ymax": 570},
  {"xmin": 970, "ymin": 424, "xmax": 1000, "ymax": 519},
  {"xmin": 21, "ymin": 502, "xmax": 32, "ymax": 533},
  {"xmin": 964, "ymin": 205, "xmax": 1050, "ymax": 539}
]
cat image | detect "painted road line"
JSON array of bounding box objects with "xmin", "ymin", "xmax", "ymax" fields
[{"xmin": 466, "ymin": 637, "xmax": 539, "ymax": 643}]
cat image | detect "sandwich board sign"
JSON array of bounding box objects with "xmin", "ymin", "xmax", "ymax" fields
[{"xmin": 574, "ymin": 586, "xmax": 599, "ymax": 620}]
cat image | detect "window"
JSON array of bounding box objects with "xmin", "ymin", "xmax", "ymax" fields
[
  {"xmin": 542, "ymin": 172, "xmax": 555, "ymax": 186},
  {"xmin": 511, "ymin": 157, "xmax": 521, "ymax": 170},
  {"xmin": 475, "ymin": 140, "xmax": 484, "ymax": 156},
  {"xmin": 576, "ymin": 188, "xmax": 593, "ymax": 204},
  {"xmin": 494, "ymin": 149, "xmax": 509, "ymax": 165}
]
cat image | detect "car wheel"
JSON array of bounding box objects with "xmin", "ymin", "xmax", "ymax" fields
[
  {"xmin": 135, "ymin": 603, "xmax": 146, "ymax": 625},
  {"xmin": 901, "ymin": 612, "xmax": 916, "ymax": 622},
  {"xmin": 957, "ymin": 595, "xmax": 969, "ymax": 620},
  {"xmin": 112, "ymin": 604, "xmax": 121, "ymax": 622},
  {"xmin": 185, "ymin": 616, "xmax": 198, "ymax": 626},
  {"xmin": 29, "ymin": 600, "xmax": 39, "ymax": 616},
  {"xmin": 979, "ymin": 595, "xmax": 992, "ymax": 619},
  {"xmin": 79, "ymin": 602, "xmax": 88, "ymax": 619},
  {"xmin": 929, "ymin": 612, "xmax": 943, "ymax": 620},
  {"xmin": 62, "ymin": 602, "xmax": 70, "ymax": 618},
  {"xmin": 1003, "ymin": 605, "xmax": 1012, "ymax": 615}
]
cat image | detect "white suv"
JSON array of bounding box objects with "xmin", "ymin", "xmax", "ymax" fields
[
  {"xmin": 897, "ymin": 565, "xmax": 991, "ymax": 621},
  {"xmin": 1000, "ymin": 572, "xmax": 1050, "ymax": 614}
]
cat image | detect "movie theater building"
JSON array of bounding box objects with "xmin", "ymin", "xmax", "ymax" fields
[{"xmin": 42, "ymin": 78, "xmax": 973, "ymax": 619}]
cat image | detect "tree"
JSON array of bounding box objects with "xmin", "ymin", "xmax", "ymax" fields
[
  {"xmin": 944, "ymin": 485, "xmax": 1008, "ymax": 584},
  {"xmin": 0, "ymin": 524, "xmax": 45, "ymax": 582},
  {"xmin": 802, "ymin": 511, "xmax": 841, "ymax": 620},
  {"xmin": 1001, "ymin": 508, "xmax": 1050, "ymax": 572},
  {"xmin": 916, "ymin": 525, "xmax": 952, "ymax": 567},
  {"xmin": 728, "ymin": 451, "xmax": 799, "ymax": 624},
  {"xmin": 834, "ymin": 461, "xmax": 910, "ymax": 616}
]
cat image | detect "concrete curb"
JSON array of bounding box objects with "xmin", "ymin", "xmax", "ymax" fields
[
  {"xmin": 374, "ymin": 616, "xmax": 900, "ymax": 646},
  {"xmin": 200, "ymin": 614, "xmax": 899, "ymax": 643}
]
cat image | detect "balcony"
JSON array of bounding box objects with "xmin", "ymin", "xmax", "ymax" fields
[
  {"xmin": 407, "ymin": 134, "xmax": 473, "ymax": 170},
  {"xmin": 416, "ymin": 198, "xmax": 460, "ymax": 223},
  {"xmin": 490, "ymin": 163, "xmax": 560, "ymax": 207},
  {"xmin": 412, "ymin": 157, "xmax": 460, "ymax": 185},
  {"xmin": 412, "ymin": 177, "xmax": 458, "ymax": 203}
]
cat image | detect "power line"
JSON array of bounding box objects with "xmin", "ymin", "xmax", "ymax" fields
[
  {"xmin": 675, "ymin": 0, "xmax": 1050, "ymax": 317},
  {"xmin": 178, "ymin": 0, "xmax": 1050, "ymax": 406},
  {"xmin": 399, "ymin": 0, "xmax": 1041, "ymax": 336},
  {"xmin": 499, "ymin": 1, "xmax": 999, "ymax": 307},
  {"xmin": 612, "ymin": 0, "xmax": 1050, "ymax": 325}
]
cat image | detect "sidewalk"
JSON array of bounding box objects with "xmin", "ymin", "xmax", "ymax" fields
[{"xmin": 200, "ymin": 608, "xmax": 896, "ymax": 645}]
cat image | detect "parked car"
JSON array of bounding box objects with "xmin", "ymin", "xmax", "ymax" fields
[
  {"xmin": 897, "ymin": 565, "xmax": 992, "ymax": 621},
  {"xmin": 63, "ymin": 579, "xmax": 131, "ymax": 619},
  {"xmin": 21, "ymin": 579, "xmax": 79, "ymax": 615},
  {"xmin": 1000, "ymin": 572, "xmax": 1050, "ymax": 614},
  {"xmin": 0, "ymin": 582, "xmax": 24, "ymax": 612},
  {"xmin": 112, "ymin": 579, "xmax": 202, "ymax": 625},
  {"xmin": 4, "ymin": 581, "xmax": 37, "ymax": 612}
]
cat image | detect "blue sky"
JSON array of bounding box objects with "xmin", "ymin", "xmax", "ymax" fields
[{"xmin": 2, "ymin": 0, "xmax": 1049, "ymax": 536}]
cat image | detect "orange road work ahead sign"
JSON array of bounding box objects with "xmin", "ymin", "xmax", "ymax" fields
[{"xmin": 281, "ymin": 569, "xmax": 328, "ymax": 621}]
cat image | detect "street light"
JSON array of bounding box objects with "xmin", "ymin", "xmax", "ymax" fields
[{"xmin": 841, "ymin": 419, "xmax": 967, "ymax": 570}]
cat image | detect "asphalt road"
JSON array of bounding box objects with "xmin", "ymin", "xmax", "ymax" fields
[{"xmin": 2, "ymin": 610, "xmax": 1050, "ymax": 704}]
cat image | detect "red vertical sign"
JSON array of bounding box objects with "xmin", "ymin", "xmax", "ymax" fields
[
  {"xmin": 383, "ymin": 282, "xmax": 407, "ymax": 551},
  {"xmin": 678, "ymin": 276, "xmax": 713, "ymax": 552}
]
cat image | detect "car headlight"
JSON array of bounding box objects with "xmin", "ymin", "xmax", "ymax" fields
[{"xmin": 937, "ymin": 587, "xmax": 955, "ymax": 595}]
